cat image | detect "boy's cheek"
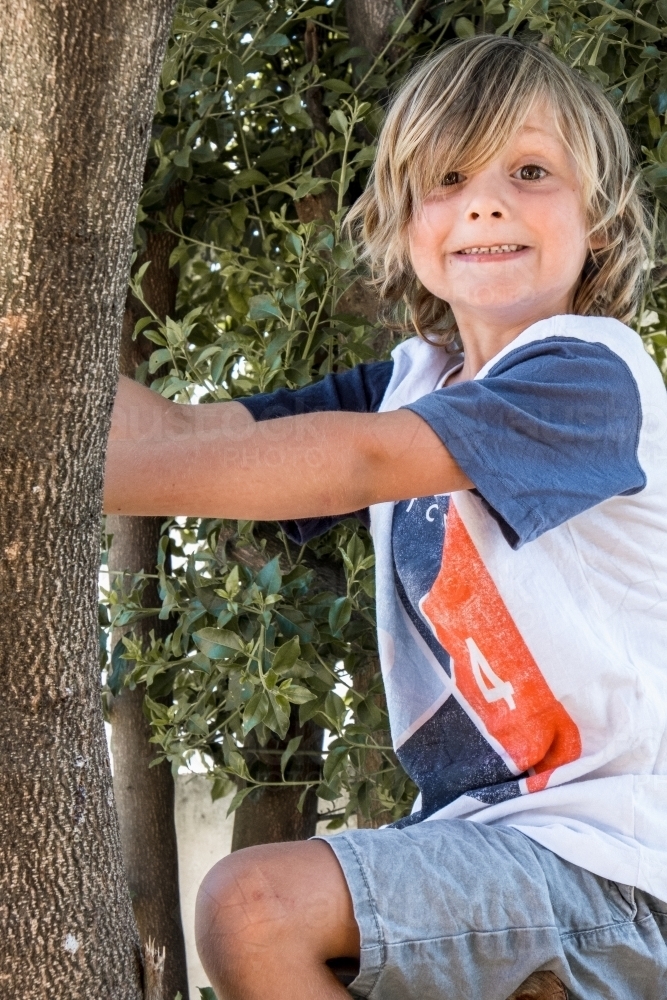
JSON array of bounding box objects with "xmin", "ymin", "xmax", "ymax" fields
[{"xmin": 409, "ymin": 242, "xmax": 449, "ymax": 295}]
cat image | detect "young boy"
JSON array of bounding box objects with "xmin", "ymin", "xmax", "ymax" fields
[{"xmin": 105, "ymin": 36, "xmax": 667, "ymax": 1000}]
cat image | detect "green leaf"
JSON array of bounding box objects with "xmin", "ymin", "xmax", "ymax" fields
[
  {"xmin": 322, "ymin": 78, "xmax": 354, "ymax": 94},
  {"xmin": 297, "ymin": 785, "xmax": 312, "ymax": 813},
  {"xmin": 199, "ymin": 987, "xmax": 219, "ymax": 1000},
  {"xmin": 186, "ymin": 713, "xmax": 209, "ymax": 736},
  {"xmin": 353, "ymin": 145, "xmax": 377, "ymax": 165},
  {"xmin": 274, "ymin": 610, "xmax": 316, "ymax": 643},
  {"xmin": 211, "ymin": 348, "xmax": 230, "ymax": 384},
  {"xmin": 329, "ymin": 109, "xmax": 348, "ymax": 134},
  {"xmin": 265, "ymin": 327, "xmax": 296, "ymax": 364},
  {"xmin": 143, "ymin": 695, "xmax": 171, "ymax": 725},
  {"xmin": 356, "ymin": 779, "xmax": 371, "ymax": 819},
  {"xmin": 282, "ymin": 280, "xmax": 308, "ymax": 311},
  {"xmin": 229, "ymin": 201, "xmax": 248, "ymax": 230},
  {"xmin": 255, "ymin": 555, "xmax": 282, "ymax": 595},
  {"xmin": 454, "ymin": 16, "xmax": 476, "ymax": 38},
  {"xmin": 211, "ymin": 775, "xmax": 234, "ymax": 802},
  {"xmin": 293, "ymin": 175, "xmax": 328, "ymax": 200},
  {"xmin": 256, "ymin": 33, "xmax": 290, "ymax": 54},
  {"xmin": 268, "ymin": 691, "xmax": 291, "ymax": 738},
  {"xmin": 193, "ymin": 627, "xmax": 244, "ymax": 659},
  {"xmin": 285, "ymin": 232, "xmax": 303, "ymax": 257},
  {"xmin": 280, "ymin": 735, "xmax": 302, "ymax": 777},
  {"xmin": 133, "ymin": 315, "xmax": 155, "ymax": 336},
  {"xmin": 272, "ymin": 635, "xmax": 301, "ymax": 673},
  {"xmin": 242, "ymin": 690, "xmax": 269, "ymax": 735},
  {"xmin": 134, "ymin": 260, "xmax": 152, "ymax": 283},
  {"xmin": 226, "ymin": 54, "xmax": 245, "ymax": 85},
  {"xmin": 173, "ymin": 146, "xmax": 191, "ymax": 168},
  {"xmin": 316, "ymin": 780, "xmax": 339, "ymax": 802},
  {"xmin": 294, "ymin": 5, "xmax": 331, "ymax": 18},
  {"xmin": 281, "ymin": 94, "xmax": 313, "ymax": 129},
  {"xmin": 657, "ymin": 133, "xmax": 667, "ymax": 165},
  {"xmin": 185, "ymin": 119, "xmax": 202, "ymax": 145},
  {"xmin": 323, "ymin": 744, "xmax": 349, "ymax": 782},
  {"xmin": 191, "ymin": 651, "xmax": 211, "ymax": 674},
  {"xmin": 226, "ymin": 748, "xmax": 249, "ymax": 778},
  {"xmin": 248, "ymin": 294, "xmax": 284, "ymax": 322},
  {"xmin": 328, "ymin": 596, "xmax": 352, "ymax": 636},
  {"xmin": 148, "ymin": 348, "xmax": 172, "ymax": 373},
  {"xmin": 282, "ymin": 683, "xmax": 317, "ymax": 705},
  {"xmin": 233, "ymin": 168, "xmax": 269, "ymax": 189},
  {"xmin": 143, "ymin": 329, "xmax": 167, "ymax": 346},
  {"xmin": 256, "ymin": 145, "xmax": 290, "ymax": 170},
  {"xmin": 332, "ymin": 243, "xmax": 355, "ymax": 270},
  {"xmin": 164, "ymin": 316, "xmax": 185, "ymax": 346},
  {"xmin": 283, "ymin": 93, "xmax": 305, "ymax": 116},
  {"xmin": 106, "ymin": 639, "xmax": 131, "ymax": 696},
  {"xmin": 227, "ymin": 288, "xmax": 248, "ymax": 314},
  {"xmin": 226, "ymin": 786, "xmax": 254, "ymax": 818}
]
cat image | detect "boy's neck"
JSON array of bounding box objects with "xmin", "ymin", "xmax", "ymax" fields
[{"xmin": 449, "ymin": 297, "xmax": 573, "ymax": 383}]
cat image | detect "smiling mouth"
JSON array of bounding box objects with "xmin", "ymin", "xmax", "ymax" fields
[{"xmin": 456, "ymin": 243, "xmax": 527, "ymax": 255}]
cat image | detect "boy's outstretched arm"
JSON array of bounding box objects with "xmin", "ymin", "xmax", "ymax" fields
[{"xmin": 103, "ymin": 374, "xmax": 472, "ymax": 519}]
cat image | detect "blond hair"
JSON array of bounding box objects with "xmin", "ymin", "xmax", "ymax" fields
[{"xmin": 348, "ymin": 35, "xmax": 651, "ymax": 345}]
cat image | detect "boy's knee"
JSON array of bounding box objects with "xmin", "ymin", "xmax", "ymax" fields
[
  {"xmin": 196, "ymin": 849, "xmax": 264, "ymax": 971},
  {"xmin": 195, "ymin": 839, "xmax": 358, "ymax": 987},
  {"xmin": 195, "ymin": 844, "xmax": 304, "ymax": 982}
]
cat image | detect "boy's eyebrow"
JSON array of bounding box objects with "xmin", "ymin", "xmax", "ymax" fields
[{"xmin": 515, "ymin": 124, "xmax": 558, "ymax": 138}]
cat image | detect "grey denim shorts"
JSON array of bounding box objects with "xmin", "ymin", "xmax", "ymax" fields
[{"xmin": 318, "ymin": 820, "xmax": 667, "ymax": 1000}]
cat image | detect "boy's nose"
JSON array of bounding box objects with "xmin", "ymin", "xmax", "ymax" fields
[
  {"xmin": 469, "ymin": 208, "xmax": 503, "ymax": 220},
  {"xmin": 465, "ymin": 175, "xmax": 507, "ymax": 220}
]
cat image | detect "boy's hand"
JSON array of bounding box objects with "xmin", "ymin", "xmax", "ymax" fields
[{"xmin": 103, "ymin": 375, "xmax": 472, "ymax": 518}]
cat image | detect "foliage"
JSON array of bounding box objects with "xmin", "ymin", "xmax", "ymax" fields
[{"xmin": 101, "ymin": 0, "xmax": 667, "ymax": 826}]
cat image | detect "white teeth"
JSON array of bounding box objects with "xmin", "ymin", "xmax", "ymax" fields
[{"xmin": 459, "ymin": 244, "xmax": 523, "ymax": 255}]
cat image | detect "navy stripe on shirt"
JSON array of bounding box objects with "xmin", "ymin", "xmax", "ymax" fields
[
  {"xmin": 238, "ymin": 360, "xmax": 394, "ymax": 542},
  {"xmin": 404, "ymin": 337, "xmax": 646, "ymax": 548}
]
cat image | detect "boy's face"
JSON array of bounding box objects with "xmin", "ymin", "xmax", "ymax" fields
[{"xmin": 408, "ymin": 102, "xmax": 594, "ymax": 340}]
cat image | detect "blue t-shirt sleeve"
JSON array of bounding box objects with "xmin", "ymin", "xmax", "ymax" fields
[
  {"xmin": 238, "ymin": 360, "xmax": 393, "ymax": 542},
  {"xmin": 240, "ymin": 360, "xmax": 393, "ymax": 421},
  {"xmin": 404, "ymin": 337, "xmax": 646, "ymax": 549}
]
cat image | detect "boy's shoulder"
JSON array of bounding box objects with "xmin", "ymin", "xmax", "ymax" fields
[{"xmin": 479, "ymin": 314, "xmax": 663, "ymax": 393}]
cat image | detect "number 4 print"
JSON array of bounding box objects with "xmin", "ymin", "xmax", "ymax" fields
[{"xmin": 465, "ymin": 637, "xmax": 516, "ymax": 710}]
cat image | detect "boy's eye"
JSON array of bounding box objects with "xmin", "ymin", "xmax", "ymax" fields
[
  {"xmin": 442, "ymin": 171, "xmax": 464, "ymax": 186},
  {"xmin": 516, "ymin": 164, "xmax": 547, "ymax": 181}
]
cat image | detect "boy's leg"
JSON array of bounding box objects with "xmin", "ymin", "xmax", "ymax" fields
[{"xmin": 195, "ymin": 840, "xmax": 359, "ymax": 1000}]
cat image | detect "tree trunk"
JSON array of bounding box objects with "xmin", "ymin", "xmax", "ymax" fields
[
  {"xmin": 142, "ymin": 941, "xmax": 166, "ymax": 1000},
  {"xmin": 0, "ymin": 2, "xmax": 176, "ymax": 997},
  {"xmin": 508, "ymin": 972, "xmax": 568, "ymax": 1000},
  {"xmin": 108, "ymin": 222, "xmax": 189, "ymax": 1000},
  {"xmin": 346, "ymin": 0, "xmax": 402, "ymax": 57},
  {"xmin": 108, "ymin": 515, "xmax": 189, "ymax": 1000}
]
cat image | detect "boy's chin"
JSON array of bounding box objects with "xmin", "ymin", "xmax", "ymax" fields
[{"xmin": 450, "ymin": 293, "xmax": 542, "ymax": 316}]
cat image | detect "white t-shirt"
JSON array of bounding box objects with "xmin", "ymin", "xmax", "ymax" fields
[{"xmin": 372, "ymin": 314, "xmax": 667, "ymax": 900}]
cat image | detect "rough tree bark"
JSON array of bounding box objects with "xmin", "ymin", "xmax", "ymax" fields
[
  {"xmin": 108, "ymin": 223, "xmax": 189, "ymax": 1000},
  {"xmin": 108, "ymin": 518, "xmax": 189, "ymax": 1000},
  {"xmin": 345, "ymin": 0, "xmax": 402, "ymax": 59},
  {"xmin": 0, "ymin": 2, "xmax": 176, "ymax": 998}
]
